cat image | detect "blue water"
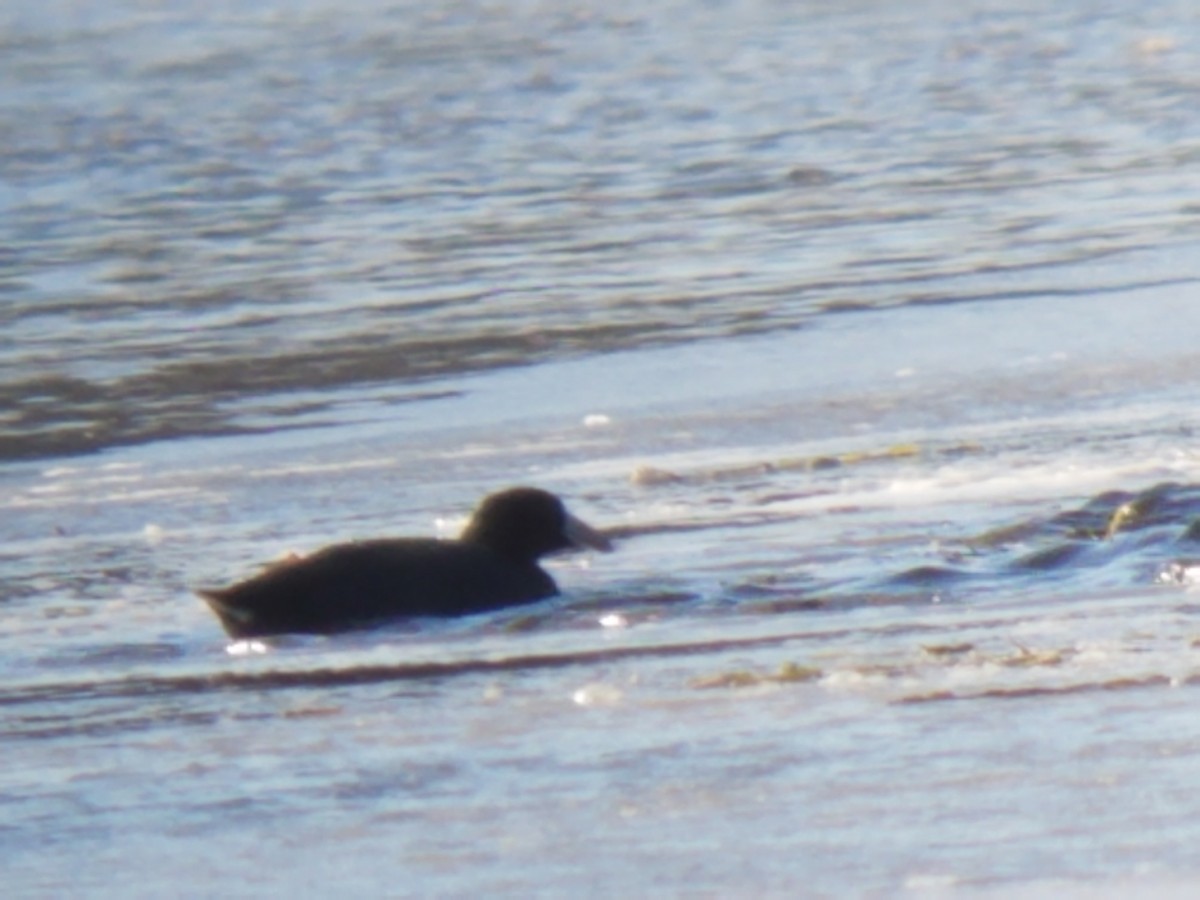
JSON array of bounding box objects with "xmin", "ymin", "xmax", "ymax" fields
[{"xmin": 5, "ymin": 0, "xmax": 1200, "ymax": 895}]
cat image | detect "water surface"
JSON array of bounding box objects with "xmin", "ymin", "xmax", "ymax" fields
[{"xmin": 5, "ymin": 0, "xmax": 1200, "ymax": 895}]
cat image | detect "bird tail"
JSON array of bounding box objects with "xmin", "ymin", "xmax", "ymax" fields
[{"xmin": 194, "ymin": 587, "xmax": 255, "ymax": 635}]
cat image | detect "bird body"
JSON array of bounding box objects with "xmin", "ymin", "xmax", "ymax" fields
[{"xmin": 196, "ymin": 487, "xmax": 610, "ymax": 637}]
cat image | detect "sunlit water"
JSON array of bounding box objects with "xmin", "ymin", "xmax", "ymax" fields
[{"xmin": 5, "ymin": 0, "xmax": 1200, "ymax": 895}]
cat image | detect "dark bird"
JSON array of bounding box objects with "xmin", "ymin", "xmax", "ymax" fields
[{"xmin": 196, "ymin": 487, "xmax": 613, "ymax": 638}]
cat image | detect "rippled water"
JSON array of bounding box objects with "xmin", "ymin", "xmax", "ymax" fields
[
  {"xmin": 5, "ymin": 0, "xmax": 1200, "ymax": 459},
  {"xmin": 5, "ymin": 0, "xmax": 1200, "ymax": 895}
]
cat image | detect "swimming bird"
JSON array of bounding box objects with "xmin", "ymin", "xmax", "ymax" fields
[{"xmin": 196, "ymin": 487, "xmax": 613, "ymax": 638}]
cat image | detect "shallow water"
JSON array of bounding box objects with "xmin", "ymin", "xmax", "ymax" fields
[{"xmin": 5, "ymin": 0, "xmax": 1200, "ymax": 895}]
